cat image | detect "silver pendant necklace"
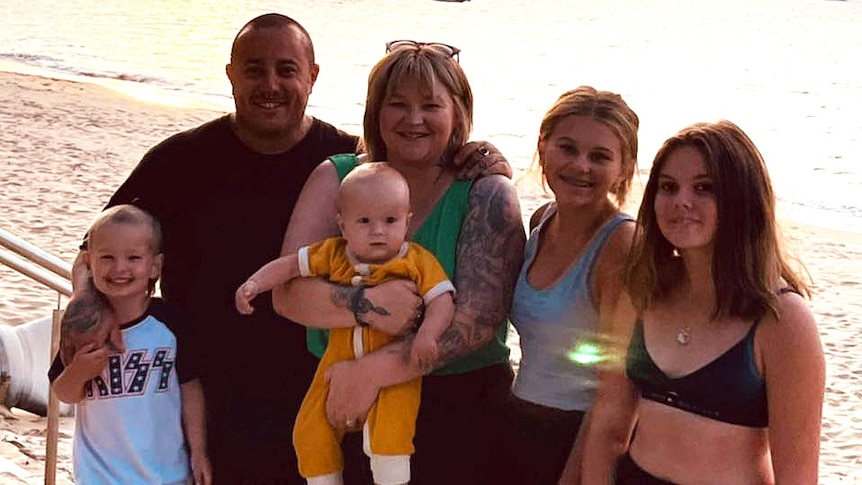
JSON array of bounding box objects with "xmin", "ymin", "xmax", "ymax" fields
[{"xmin": 676, "ymin": 326, "xmax": 692, "ymax": 346}]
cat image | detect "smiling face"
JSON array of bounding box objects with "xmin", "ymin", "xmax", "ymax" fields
[
  {"xmin": 654, "ymin": 145, "xmax": 718, "ymax": 253},
  {"xmin": 378, "ymin": 77, "xmax": 456, "ymax": 167},
  {"xmin": 337, "ymin": 168, "xmax": 412, "ymax": 264},
  {"xmin": 226, "ymin": 24, "xmax": 318, "ymax": 146},
  {"xmin": 540, "ymin": 115, "xmax": 624, "ymax": 208},
  {"xmin": 86, "ymin": 222, "xmax": 162, "ymax": 305}
]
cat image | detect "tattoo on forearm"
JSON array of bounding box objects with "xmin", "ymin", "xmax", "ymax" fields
[
  {"xmin": 382, "ymin": 333, "xmax": 422, "ymax": 369},
  {"xmin": 435, "ymin": 177, "xmax": 525, "ymax": 366},
  {"xmin": 416, "ymin": 355, "xmax": 435, "ymax": 374},
  {"xmin": 437, "ymin": 320, "xmax": 471, "ymax": 365},
  {"xmin": 330, "ymin": 285, "xmax": 354, "ymax": 309},
  {"xmin": 62, "ymin": 292, "xmax": 103, "ymax": 335},
  {"xmin": 330, "ymin": 285, "xmax": 390, "ymax": 317},
  {"xmin": 354, "ymin": 298, "xmax": 390, "ymax": 317},
  {"xmin": 60, "ymin": 282, "xmax": 107, "ymax": 363}
]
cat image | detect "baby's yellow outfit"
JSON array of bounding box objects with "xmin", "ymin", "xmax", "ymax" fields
[{"xmin": 293, "ymin": 237, "xmax": 455, "ymax": 485}]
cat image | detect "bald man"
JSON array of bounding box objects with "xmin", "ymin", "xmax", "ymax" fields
[{"xmin": 102, "ymin": 14, "xmax": 357, "ymax": 482}]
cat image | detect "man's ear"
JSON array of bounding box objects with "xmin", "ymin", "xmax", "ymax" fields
[
  {"xmin": 225, "ymin": 63, "xmax": 238, "ymax": 95},
  {"xmin": 309, "ymin": 63, "xmax": 320, "ymax": 92}
]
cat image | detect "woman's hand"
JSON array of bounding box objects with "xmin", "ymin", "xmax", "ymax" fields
[
  {"xmin": 363, "ymin": 280, "xmax": 423, "ymax": 336},
  {"xmin": 325, "ymin": 359, "xmax": 380, "ymax": 430},
  {"xmin": 453, "ymin": 141, "xmax": 513, "ymax": 181}
]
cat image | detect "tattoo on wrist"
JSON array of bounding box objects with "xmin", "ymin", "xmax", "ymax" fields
[
  {"xmin": 436, "ymin": 321, "xmax": 470, "ymax": 366},
  {"xmin": 415, "ymin": 341, "xmax": 436, "ymax": 373},
  {"xmin": 350, "ymin": 287, "xmax": 390, "ymax": 326},
  {"xmin": 331, "ymin": 286, "xmax": 354, "ymax": 309}
]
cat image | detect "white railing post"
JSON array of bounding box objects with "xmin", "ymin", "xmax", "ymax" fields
[
  {"xmin": 0, "ymin": 226, "xmax": 73, "ymax": 485},
  {"xmin": 45, "ymin": 308, "xmax": 63, "ymax": 485}
]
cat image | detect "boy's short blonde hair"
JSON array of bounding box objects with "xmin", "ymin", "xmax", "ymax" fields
[{"xmin": 87, "ymin": 204, "xmax": 163, "ymax": 254}]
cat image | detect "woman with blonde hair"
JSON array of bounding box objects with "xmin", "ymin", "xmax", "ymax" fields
[
  {"xmin": 274, "ymin": 41, "xmax": 525, "ymax": 484},
  {"xmin": 499, "ymin": 86, "xmax": 640, "ymax": 484}
]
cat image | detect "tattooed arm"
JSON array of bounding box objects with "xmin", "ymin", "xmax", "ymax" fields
[
  {"xmin": 324, "ymin": 175, "xmax": 526, "ymax": 425},
  {"xmin": 60, "ymin": 291, "xmax": 102, "ymax": 365},
  {"xmin": 53, "ymin": 293, "xmax": 112, "ymax": 404},
  {"xmin": 437, "ymin": 174, "xmax": 525, "ymax": 364},
  {"xmin": 60, "ymin": 278, "xmax": 124, "ymax": 365}
]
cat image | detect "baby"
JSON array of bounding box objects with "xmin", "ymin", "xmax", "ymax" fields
[{"xmin": 236, "ymin": 162, "xmax": 455, "ymax": 485}]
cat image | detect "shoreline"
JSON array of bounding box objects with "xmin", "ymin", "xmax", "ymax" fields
[
  {"xmin": 1, "ymin": 69, "xmax": 860, "ymax": 482},
  {"xmin": 0, "ymin": 59, "xmax": 232, "ymax": 113},
  {"xmin": 2, "ymin": 59, "xmax": 860, "ymax": 238}
]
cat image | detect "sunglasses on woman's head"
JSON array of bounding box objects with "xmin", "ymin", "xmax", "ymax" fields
[{"xmin": 385, "ymin": 40, "xmax": 461, "ymax": 62}]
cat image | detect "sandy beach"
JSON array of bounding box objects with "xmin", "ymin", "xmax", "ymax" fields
[{"xmin": 1, "ymin": 70, "xmax": 860, "ymax": 483}]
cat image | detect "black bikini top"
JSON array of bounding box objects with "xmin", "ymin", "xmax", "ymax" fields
[{"xmin": 625, "ymin": 317, "xmax": 768, "ymax": 428}]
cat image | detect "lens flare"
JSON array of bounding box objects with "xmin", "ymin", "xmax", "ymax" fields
[{"xmin": 568, "ymin": 342, "xmax": 603, "ymax": 366}]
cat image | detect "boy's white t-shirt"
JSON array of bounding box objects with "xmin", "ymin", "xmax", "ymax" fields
[{"xmin": 50, "ymin": 299, "xmax": 192, "ymax": 484}]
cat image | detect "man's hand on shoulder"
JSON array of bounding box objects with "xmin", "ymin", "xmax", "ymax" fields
[{"xmin": 453, "ymin": 141, "xmax": 513, "ymax": 181}]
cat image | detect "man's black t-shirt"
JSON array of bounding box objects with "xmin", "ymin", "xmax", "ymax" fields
[{"xmin": 106, "ymin": 115, "xmax": 357, "ymax": 480}]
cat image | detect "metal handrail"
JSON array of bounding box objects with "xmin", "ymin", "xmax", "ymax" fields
[
  {"xmin": 0, "ymin": 227, "xmax": 72, "ymax": 280},
  {"xmin": 0, "ymin": 227, "xmax": 72, "ymax": 296},
  {"xmin": 0, "ymin": 226, "xmax": 71, "ymax": 485},
  {"xmin": 0, "ymin": 248, "xmax": 72, "ymax": 297}
]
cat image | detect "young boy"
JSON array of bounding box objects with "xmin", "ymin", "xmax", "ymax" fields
[
  {"xmin": 49, "ymin": 205, "xmax": 210, "ymax": 485},
  {"xmin": 235, "ymin": 163, "xmax": 455, "ymax": 485}
]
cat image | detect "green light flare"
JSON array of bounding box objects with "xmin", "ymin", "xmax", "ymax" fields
[{"xmin": 568, "ymin": 342, "xmax": 603, "ymax": 366}]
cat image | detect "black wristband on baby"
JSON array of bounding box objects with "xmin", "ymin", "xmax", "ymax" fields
[{"xmin": 350, "ymin": 287, "xmax": 371, "ymax": 327}]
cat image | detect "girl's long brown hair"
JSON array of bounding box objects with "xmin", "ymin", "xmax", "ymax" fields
[{"xmin": 627, "ymin": 120, "xmax": 809, "ymax": 321}]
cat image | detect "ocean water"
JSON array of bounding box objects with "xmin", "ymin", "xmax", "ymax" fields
[{"xmin": 1, "ymin": 0, "xmax": 861, "ymax": 232}]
